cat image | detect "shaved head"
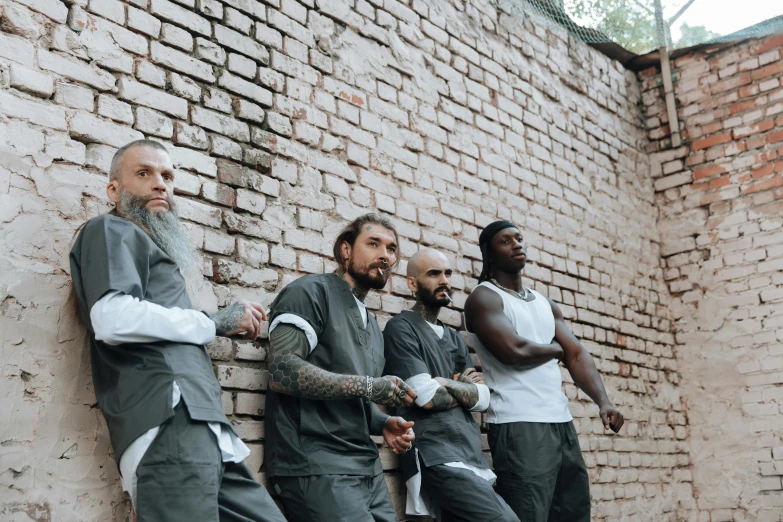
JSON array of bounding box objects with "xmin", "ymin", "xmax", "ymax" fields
[
  {"xmin": 406, "ymin": 248, "xmax": 453, "ymax": 308},
  {"xmin": 407, "ymin": 248, "xmax": 449, "ymax": 278}
]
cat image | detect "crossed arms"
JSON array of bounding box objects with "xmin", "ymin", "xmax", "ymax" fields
[
  {"xmin": 415, "ymin": 369, "xmax": 487, "ymax": 411},
  {"xmin": 464, "ymin": 286, "xmax": 624, "ymax": 432}
]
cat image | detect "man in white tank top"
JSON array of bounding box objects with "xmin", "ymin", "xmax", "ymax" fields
[{"xmin": 464, "ymin": 221, "xmax": 624, "ymax": 522}]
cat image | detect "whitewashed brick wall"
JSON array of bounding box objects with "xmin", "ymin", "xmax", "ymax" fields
[
  {"xmin": 641, "ymin": 33, "xmax": 783, "ymax": 522},
  {"xmin": 0, "ymin": 0, "xmax": 696, "ymax": 520}
]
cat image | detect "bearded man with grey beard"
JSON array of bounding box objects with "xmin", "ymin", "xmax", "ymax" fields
[{"xmin": 68, "ymin": 140, "xmax": 286, "ymax": 522}]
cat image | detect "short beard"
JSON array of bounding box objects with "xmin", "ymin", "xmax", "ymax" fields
[
  {"xmin": 416, "ymin": 285, "xmax": 451, "ymax": 308},
  {"xmin": 118, "ymin": 190, "xmax": 198, "ymax": 273},
  {"xmin": 347, "ymin": 258, "xmax": 388, "ymax": 290}
]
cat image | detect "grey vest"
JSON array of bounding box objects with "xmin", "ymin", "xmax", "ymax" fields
[
  {"xmin": 69, "ymin": 214, "xmax": 229, "ymax": 462},
  {"xmin": 265, "ymin": 273, "xmax": 386, "ymax": 477},
  {"xmin": 383, "ymin": 311, "xmax": 487, "ymax": 480}
]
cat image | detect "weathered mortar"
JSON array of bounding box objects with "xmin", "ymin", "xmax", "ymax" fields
[
  {"xmin": 641, "ymin": 33, "xmax": 783, "ymax": 522},
  {"xmin": 0, "ymin": 0, "xmax": 695, "ymax": 520}
]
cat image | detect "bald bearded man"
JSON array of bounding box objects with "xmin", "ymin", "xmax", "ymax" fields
[{"xmin": 383, "ymin": 249, "xmax": 518, "ymax": 522}]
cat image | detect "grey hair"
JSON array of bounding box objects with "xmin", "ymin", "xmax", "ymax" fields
[{"xmin": 109, "ymin": 139, "xmax": 169, "ymax": 181}]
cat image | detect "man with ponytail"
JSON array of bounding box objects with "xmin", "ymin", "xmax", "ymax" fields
[{"xmin": 464, "ymin": 221, "xmax": 624, "ymax": 522}]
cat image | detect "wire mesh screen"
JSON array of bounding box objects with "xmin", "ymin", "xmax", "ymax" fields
[{"xmin": 493, "ymin": 0, "xmax": 783, "ymax": 56}]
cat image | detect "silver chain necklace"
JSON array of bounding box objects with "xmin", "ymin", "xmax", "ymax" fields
[{"xmin": 490, "ymin": 278, "xmax": 529, "ymax": 300}]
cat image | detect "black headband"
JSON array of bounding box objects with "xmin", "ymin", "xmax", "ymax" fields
[
  {"xmin": 479, "ymin": 220, "xmax": 517, "ymax": 247},
  {"xmin": 478, "ymin": 220, "xmax": 517, "ymax": 282}
]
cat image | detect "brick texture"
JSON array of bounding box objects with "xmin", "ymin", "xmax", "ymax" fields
[
  {"xmin": 641, "ymin": 33, "xmax": 783, "ymax": 522},
  {"xmin": 0, "ymin": 0, "xmax": 710, "ymax": 520}
]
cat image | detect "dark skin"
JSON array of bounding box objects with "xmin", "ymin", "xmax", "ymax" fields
[
  {"xmin": 268, "ymin": 224, "xmax": 416, "ymax": 453},
  {"xmin": 407, "ymin": 249, "xmax": 485, "ymax": 412},
  {"xmin": 464, "ymin": 227, "xmax": 624, "ymax": 433}
]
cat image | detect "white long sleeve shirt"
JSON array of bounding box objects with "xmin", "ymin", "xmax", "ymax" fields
[
  {"xmin": 403, "ymin": 322, "xmax": 493, "ymax": 517},
  {"xmin": 91, "ymin": 291, "xmax": 250, "ymax": 509}
]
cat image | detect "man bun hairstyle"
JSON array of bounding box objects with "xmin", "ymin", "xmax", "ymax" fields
[
  {"xmin": 332, "ymin": 213, "xmax": 400, "ymax": 269},
  {"xmin": 109, "ymin": 139, "xmax": 169, "ymax": 182}
]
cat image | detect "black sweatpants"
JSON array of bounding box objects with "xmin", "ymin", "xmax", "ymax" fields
[
  {"xmin": 134, "ymin": 403, "xmax": 286, "ymax": 522},
  {"xmin": 488, "ymin": 421, "xmax": 590, "ymax": 522},
  {"xmin": 273, "ymin": 473, "xmax": 398, "ymax": 522},
  {"xmin": 420, "ymin": 463, "xmax": 520, "ymax": 522}
]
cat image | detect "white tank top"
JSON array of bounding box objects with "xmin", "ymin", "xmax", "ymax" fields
[{"xmin": 467, "ymin": 282, "xmax": 572, "ymax": 424}]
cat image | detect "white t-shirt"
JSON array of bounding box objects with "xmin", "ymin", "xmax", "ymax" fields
[{"xmin": 467, "ymin": 282, "xmax": 572, "ymax": 424}]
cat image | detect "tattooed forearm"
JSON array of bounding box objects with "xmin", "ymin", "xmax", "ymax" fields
[
  {"xmin": 210, "ymin": 302, "xmax": 245, "ymax": 336},
  {"xmin": 441, "ymin": 380, "xmax": 479, "ymax": 410},
  {"xmin": 268, "ymin": 324, "xmax": 367, "ymax": 400},
  {"xmin": 423, "ymin": 386, "xmax": 459, "ymax": 411}
]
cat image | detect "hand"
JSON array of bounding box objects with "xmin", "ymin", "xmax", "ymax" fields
[
  {"xmin": 383, "ymin": 416, "xmax": 415, "ymax": 455},
  {"xmin": 454, "ymin": 368, "xmax": 485, "ymax": 385},
  {"xmin": 554, "ymin": 341, "xmax": 565, "ymax": 363},
  {"xmin": 371, "ymin": 376, "xmax": 417, "ymax": 407},
  {"xmin": 600, "ymin": 404, "xmax": 624, "ymax": 433},
  {"xmin": 211, "ymin": 300, "xmax": 267, "ymax": 339}
]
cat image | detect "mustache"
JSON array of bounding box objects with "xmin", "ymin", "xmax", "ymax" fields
[{"xmin": 370, "ymin": 261, "xmax": 390, "ymax": 276}]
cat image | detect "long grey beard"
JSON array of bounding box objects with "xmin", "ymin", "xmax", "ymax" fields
[{"xmin": 118, "ymin": 191, "xmax": 198, "ymax": 273}]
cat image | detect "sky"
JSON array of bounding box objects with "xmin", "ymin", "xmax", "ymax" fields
[{"xmin": 668, "ymin": 0, "xmax": 782, "ymax": 41}]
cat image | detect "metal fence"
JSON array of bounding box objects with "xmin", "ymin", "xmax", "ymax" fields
[{"xmin": 493, "ymin": 0, "xmax": 783, "ymax": 56}]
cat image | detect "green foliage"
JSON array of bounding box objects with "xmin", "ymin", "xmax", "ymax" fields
[
  {"xmin": 566, "ymin": 0, "xmax": 658, "ymax": 53},
  {"xmin": 675, "ymin": 22, "xmax": 720, "ymax": 47}
]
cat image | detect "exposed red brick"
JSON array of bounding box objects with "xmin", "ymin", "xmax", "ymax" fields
[
  {"xmin": 768, "ymin": 129, "xmax": 783, "ymax": 144},
  {"xmin": 751, "ymin": 34, "xmax": 783, "ymax": 55},
  {"xmin": 694, "ymin": 164, "xmax": 727, "ymax": 180},
  {"xmin": 703, "ymin": 121, "xmax": 723, "ymax": 134},
  {"xmin": 741, "ymin": 174, "xmax": 783, "ymax": 194},
  {"xmin": 738, "ymin": 84, "xmax": 760, "ymax": 99},
  {"xmin": 728, "ymin": 96, "xmax": 768, "ymax": 115},
  {"xmin": 733, "ymin": 119, "xmax": 775, "ymax": 139},
  {"xmin": 709, "ymin": 175, "xmax": 731, "ymax": 189},
  {"xmin": 756, "ymin": 150, "xmax": 779, "ymax": 163},
  {"xmin": 751, "ymin": 163, "xmax": 774, "ymax": 178},
  {"xmin": 692, "ymin": 131, "xmax": 733, "ymax": 150},
  {"xmin": 751, "ymin": 60, "xmax": 783, "ymax": 81},
  {"xmin": 686, "ymin": 151, "xmax": 706, "ymax": 166},
  {"xmin": 710, "ymin": 73, "xmax": 751, "ymax": 95}
]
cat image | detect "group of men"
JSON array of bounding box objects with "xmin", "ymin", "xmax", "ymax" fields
[{"xmin": 69, "ymin": 140, "xmax": 624, "ymax": 522}]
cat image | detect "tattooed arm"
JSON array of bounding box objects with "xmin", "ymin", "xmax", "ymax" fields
[
  {"xmin": 434, "ymin": 375, "xmax": 480, "ymax": 410},
  {"xmin": 268, "ymin": 324, "xmax": 416, "ymax": 406},
  {"xmin": 421, "ymin": 386, "xmax": 460, "ymax": 411},
  {"xmin": 209, "ymin": 300, "xmax": 266, "ymax": 339}
]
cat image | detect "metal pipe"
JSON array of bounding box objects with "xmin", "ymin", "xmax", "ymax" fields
[
  {"xmin": 660, "ymin": 47, "xmax": 682, "ymax": 147},
  {"xmin": 654, "ymin": 0, "xmax": 682, "ymax": 147}
]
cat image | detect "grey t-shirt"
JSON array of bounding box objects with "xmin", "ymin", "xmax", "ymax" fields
[
  {"xmin": 69, "ymin": 214, "xmax": 229, "ymax": 461},
  {"xmin": 265, "ymin": 272, "xmax": 387, "ymax": 477},
  {"xmin": 383, "ymin": 311, "xmax": 487, "ymax": 479}
]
